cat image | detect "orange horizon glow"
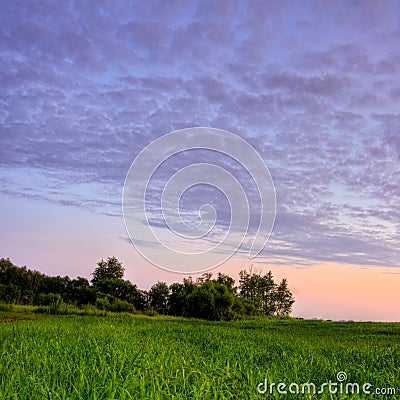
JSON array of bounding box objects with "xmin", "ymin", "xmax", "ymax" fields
[{"xmin": 215, "ymin": 258, "xmax": 400, "ymax": 322}]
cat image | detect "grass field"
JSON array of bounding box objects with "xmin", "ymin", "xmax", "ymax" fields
[{"xmin": 0, "ymin": 311, "xmax": 399, "ymax": 399}]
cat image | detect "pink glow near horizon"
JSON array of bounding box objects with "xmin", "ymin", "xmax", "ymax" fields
[{"xmin": 202, "ymin": 258, "xmax": 400, "ymax": 322}]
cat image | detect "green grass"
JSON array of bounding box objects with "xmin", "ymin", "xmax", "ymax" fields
[
  {"xmin": 0, "ymin": 303, "xmax": 127, "ymax": 320},
  {"xmin": 0, "ymin": 304, "xmax": 41, "ymax": 322},
  {"xmin": 0, "ymin": 315, "xmax": 399, "ymax": 399}
]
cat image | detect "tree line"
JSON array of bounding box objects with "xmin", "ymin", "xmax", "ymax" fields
[{"xmin": 0, "ymin": 257, "xmax": 295, "ymax": 320}]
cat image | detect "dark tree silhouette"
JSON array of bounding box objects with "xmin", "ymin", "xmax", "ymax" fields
[
  {"xmin": 0, "ymin": 257, "xmax": 295, "ymax": 319},
  {"xmin": 91, "ymin": 257, "xmax": 124, "ymax": 286}
]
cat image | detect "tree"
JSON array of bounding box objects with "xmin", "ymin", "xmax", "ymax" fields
[
  {"xmin": 212, "ymin": 282, "xmax": 235, "ymax": 320},
  {"xmin": 168, "ymin": 278, "xmax": 195, "ymax": 316},
  {"xmin": 239, "ymin": 269, "xmax": 265, "ymax": 311},
  {"xmin": 148, "ymin": 281, "xmax": 169, "ymax": 314},
  {"xmin": 66, "ymin": 277, "xmax": 95, "ymax": 306},
  {"xmin": 273, "ymin": 278, "xmax": 295, "ymax": 316},
  {"xmin": 185, "ymin": 281, "xmax": 235, "ymax": 320},
  {"xmin": 259, "ymin": 271, "xmax": 277, "ymax": 315},
  {"xmin": 127, "ymin": 285, "xmax": 146, "ymax": 311},
  {"xmin": 196, "ymin": 272, "xmax": 213, "ymax": 285},
  {"xmin": 239, "ymin": 268, "xmax": 295, "ymax": 316},
  {"xmin": 215, "ymin": 273, "xmax": 236, "ymax": 295},
  {"xmin": 0, "ymin": 257, "xmax": 295, "ymax": 319},
  {"xmin": 0, "ymin": 258, "xmax": 34, "ymax": 303},
  {"xmin": 38, "ymin": 275, "xmax": 70, "ymax": 299},
  {"xmin": 91, "ymin": 257, "xmax": 124, "ymax": 286},
  {"xmin": 0, "ymin": 283, "xmax": 18, "ymax": 304},
  {"xmin": 186, "ymin": 282, "xmax": 215, "ymax": 320}
]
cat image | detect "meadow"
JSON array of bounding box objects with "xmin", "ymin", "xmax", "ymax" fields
[{"xmin": 0, "ymin": 311, "xmax": 399, "ymax": 399}]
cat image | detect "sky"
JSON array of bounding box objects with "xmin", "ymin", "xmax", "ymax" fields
[{"xmin": 1, "ymin": 0, "xmax": 399, "ymax": 321}]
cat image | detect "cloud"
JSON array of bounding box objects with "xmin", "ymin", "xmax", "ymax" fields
[{"xmin": 1, "ymin": 0, "xmax": 399, "ymax": 268}]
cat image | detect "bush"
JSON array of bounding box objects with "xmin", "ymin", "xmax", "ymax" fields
[
  {"xmin": 109, "ymin": 298, "xmax": 135, "ymax": 313},
  {"xmin": 95, "ymin": 295, "xmax": 135, "ymax": 313},
  {"xmin": 0, "ymin": 301, "xmax": 14, "ymax": 312},
  {"xmin": 95, "ymin": 297, "xmax": 111, "ymax": 311}
]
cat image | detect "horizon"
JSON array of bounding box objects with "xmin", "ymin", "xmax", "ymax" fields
[
  {"xmin": 3, "ymin": 254, "xmax": 399, "ymax": 323},
  {"xmin": 1, "ymin": 1, "xmax": 399, "ymax": 322}
]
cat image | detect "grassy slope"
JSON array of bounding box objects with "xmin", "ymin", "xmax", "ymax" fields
[
  {"xmin": 0, "ymin": 314, "xmax": 399, "ymax": 399},
  {"xmin": 0, "ymin": 304, "xmax": 41, "ymax": 322}
]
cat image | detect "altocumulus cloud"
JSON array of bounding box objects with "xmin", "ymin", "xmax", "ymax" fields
[{"xmin": 0, "ymin": 0, "xmax": 399, "ymax": 267}]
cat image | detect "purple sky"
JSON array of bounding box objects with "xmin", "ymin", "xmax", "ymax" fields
[{"xmin": 1, "ymin": 1, "xmax": 399, "ymax": 318}]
